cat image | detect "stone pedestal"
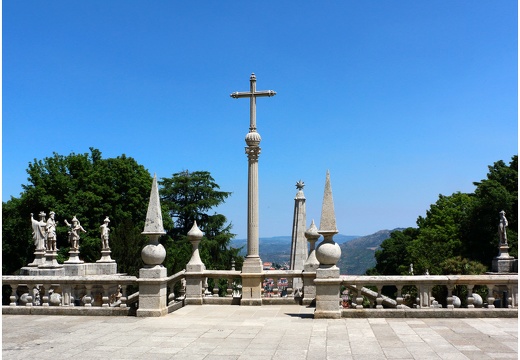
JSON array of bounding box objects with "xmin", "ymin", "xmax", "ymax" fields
[
  {"xmin": 64, "ymin": 250, "xmax": 84, "ymax": 264},
  {"xmin": 492, "ymin": 245, "xmax": 516, "ymax": 273},
  {"xmin": 136, "ymin": 266, "xmax": 168, "ymax": 317},
  {"xmin": 314, "ymin": 266, "xmax": 341, "ymax": 319},
  {"xmin": 97, "ymin": 249, "xmax": 115, "ymax": 263},
  {"xmin": 302, "ymin": 270, "xmax": 317, "ymax": 306},
  {"xmin": 185, "ymin": 269, "xmax": 204, "ymax": 305},
  {"xmin": 39, "ymin": 250, "xmax": 63, "ymax": 269},
  {"xmin": 28, "ymin": 249, "xmax": 46, "ymax": 267},
  {"xmin": 240, "ymin": 271, "xmax": 263, "ymax": 306}
]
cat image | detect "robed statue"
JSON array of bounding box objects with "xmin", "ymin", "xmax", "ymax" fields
[
  {"xmin": 31, "ymin": 212, "xmax": 47, "ymax": 251},
  {"xmin": 498, "ymin": 210, "xmax": 508, "ymax": 246}
]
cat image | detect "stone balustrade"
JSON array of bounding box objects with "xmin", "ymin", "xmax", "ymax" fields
[
  {"xmin": 2, "ymin": 275, "xmax": 137, "ymax": 315},
  {"xmin": 335, "ymin": 274, "xmax": 518, "ymax": 318},
  {"xmin": 3, "ymin": 272, "xmax": 517, "ymax": 318}
]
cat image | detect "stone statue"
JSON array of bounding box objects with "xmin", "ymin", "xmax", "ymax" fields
[
  {"xmin": 65, "ymin": 216, "xmax": 86, "ymax": 250},
  {"xmin": 45, "ymin": 211, "xmax": 58, "ymax": 251},
  {"xmin": 498, "ymin": 210, "xmax": 508, "ymax": 245},
  {"xmin": 100, "ymin": 217, "xmax": 111, "ymax": 249},
  {"xmin": 30, "ymin": 212, "xmax": 47, "ymax": 250}
]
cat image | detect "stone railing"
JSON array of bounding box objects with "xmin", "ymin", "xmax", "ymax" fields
[
  {"xmin": 2, "ymin": 275, "xmax": 138, "ymax": 315},
  {"xmin": 332, "ymin": 274, "xmax": 518, "ymax": 318}
]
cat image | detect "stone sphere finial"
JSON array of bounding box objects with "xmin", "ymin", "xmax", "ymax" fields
[{"xmin": 245, "ymin": 131, "xmax": 262, "ymax": 146}]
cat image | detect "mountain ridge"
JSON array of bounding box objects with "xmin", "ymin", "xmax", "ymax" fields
[{"xmin": 230, "ymin": 229, "xmax": 402, "ymax": 274}]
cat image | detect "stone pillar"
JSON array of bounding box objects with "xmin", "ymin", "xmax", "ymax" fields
[
  {"xmin": 302, "ymin": 220, "xmax": 320, "ymax": 306},
  {"xmin": 137, "ymin": 174, "xmax": 168, "ymax": 317},
  {"xmin": 185, "ymin": 221, "xmax": 206, "ymax": 305},
  {"xmin": 241, "ymin": 134, "xmax": 263, "ymax": 305},
  {"xmin": 314, "ymin": 171, "xmax": 342, "ymax": 319},
  {"xmin": 290, "ymin": 181, "xmax": 308, "ymax": 292}
]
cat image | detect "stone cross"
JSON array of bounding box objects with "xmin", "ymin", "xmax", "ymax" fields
[
  {"xmin": 230, "ymin": 74, "xmax": 276, "ymax": 273},
  {"xmin": 230, "ymin": 73, "xmax": 276, "ymax": 132}
]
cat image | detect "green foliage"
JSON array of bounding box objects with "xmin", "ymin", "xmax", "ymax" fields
[
  {"xmin": 367, "ymin": 228, "xmax": 418, "ymax": 275},
  {"xmin": 160, "ymin": 170, "xmax": 243, "ymax": 273},
  {"xmin": 371, "ymin": 155, "xmax": 518, "ymax": 276},
  {"xmin": 2, "ymin": 148, "xmax": 159, "ymax": 275}
]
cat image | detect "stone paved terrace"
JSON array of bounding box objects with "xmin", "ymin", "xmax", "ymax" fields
[{"xmin": 2, "ymin": 305, "xmax": 518, "ymax": 360}]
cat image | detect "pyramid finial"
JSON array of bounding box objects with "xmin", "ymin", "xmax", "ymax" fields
[
  {"xmin": 142, "ymin": 174, "xmax": 166, "ymax": 235},
  {"xmin": 318, "ymin": 170, "xmax": 338, "ymax": 234}
]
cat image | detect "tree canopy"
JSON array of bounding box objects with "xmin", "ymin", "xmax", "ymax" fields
[
  {"xmin": 368, "ymin": 155, "xmax": 517, "ymax": 276},
  {"xmin": 2, "ymin": 150, "xmax": 242, "ymax": 277},
  {"xmin": 160, "ymin": 170, "xmax": 243, "ymax": 274},
  {"xmin": 2, "ymin": 148, "xmax": 156, "ymax": 275}
]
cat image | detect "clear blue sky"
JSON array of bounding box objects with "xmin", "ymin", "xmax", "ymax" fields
[{"xmin": 3, "ymin": 2, "xmax": 518, "ymax": 239}]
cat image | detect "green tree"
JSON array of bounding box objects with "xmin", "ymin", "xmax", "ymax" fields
[
  {"xmin": 160, "ymin": 171, "xmax": 243, "ymax": 274},
  {"xmin": 409, "ymin": 192, "xmax": 476, "ymax": 275},
  {"xmin": 2, "ymin": 148, "xmax": 163, "ymax": 276},
  {"xmin": 367, "ymin": 228, "xmax": 418, "ymax": 275},
  {"xmin": 370, "ymin": 156, "xmax": 517, "ymax": 276},
  {"xmin": 467, "ymin": 155, "xmax": 518, "ymax": 263}
]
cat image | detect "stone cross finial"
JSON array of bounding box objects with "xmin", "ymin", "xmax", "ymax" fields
[{"xmin": 296, "ymin": 180, "xmax": 305, "ymax": 190}]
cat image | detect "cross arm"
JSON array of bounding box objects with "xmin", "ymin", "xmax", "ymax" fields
[{"xmin": 230, "ymin": 90, "xmax": 277, "ymax": 99}]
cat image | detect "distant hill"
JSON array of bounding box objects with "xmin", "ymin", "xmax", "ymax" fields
[
  {"xmin": 230, "ymin": 234, "xmax": 359, "ymax": 267},
  {"xmin": 230, "ymin": 229, "xmax": 402, "ymax": 274},
  {"xmin": 337, "ymin": 229, "xmax": 403, "ymax": 275}
]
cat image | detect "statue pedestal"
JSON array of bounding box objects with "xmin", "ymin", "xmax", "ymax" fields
[
  {"xmin": 39, "ymin": 250, "xmax": 63, "ymax": 269},
  {"xmin": 492, "ymin": 245, "xmax": 516, "ymax": 273},
  {"xmin": 64, "ymin": 250, "xmax": 84, "ymax": 264},
  {"xmin": 97, "ymin": 249, "xmax": 115, "ymax": 263},
  {"xmin": 28, "ymin": 249, "xmax": 46, "ymax": 267}
]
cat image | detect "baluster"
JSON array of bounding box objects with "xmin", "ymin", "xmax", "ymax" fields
[
  {"xmin": 286, "ymin": 278, "xmax": 294, "ymax": 298},
  {"xmin": 466, "ymin": 285, "xmax": 475, "ymax": 308},
  {"xmin": 213, "ymin": 278, "xmax": 220, "ymax": 297},
  {"xmin": 9, "ymin": 284, "xmax": 19, "ymax": 306},
  {"xmin": 486, "ymin": 285, "xmax": 495, "ymax": 309},
  {"xmin": 226, "ymin": 278, "xmax": 233, "ymax": 297},
  {"xmin": 396, "ymin": 285, "xmax": 404, "ymax": 309},
  {"xmin": 272, "ymin": 277, "xmax": 279, "ymax": 297},
  {"xmin": 25, "ymin": 283, "xmax": 33, "ymax": 307},
  {"xmin": 120, "ymin": 285, "xmax": 128, "ymax": 308},
  {"xmin": 375, "ymin": 285, "xmax": 383, "ymax": 309},
  {"xmin": 446, "ymin": 285, "xmax": 454, "ymax": 309},
  {"xmin": 356, "ymin": 284, "xmax": 364, "ymax": 309},
  {"xmin": 102, "ymin": 285, "xmax": 110, "ymax": 307},
  {"xmin": 507, "ymin": 285, "xmax": 513, "ymax": 308},
  {"xmin": 168, "ymin": 283, "xmax": 176, "ymax": 305},
  {"xmin": 203, "ymin": 278, "xmax": 211, "ymax": 297},
  {"xmin": 40, "ymin": 285, "xmax": 50, "ymax": 306},
  {"xmin": 84, "ymin": 285, "xmax": 93, "ymax": 307},
  {"xmin": 178, "ymin": 279, "xmax": 186, "ymax": 301}
]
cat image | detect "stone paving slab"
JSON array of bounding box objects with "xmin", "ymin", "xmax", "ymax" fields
[{"xmin": 2, "ymin": 305, "xmax": 518, "ymax": 360}]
